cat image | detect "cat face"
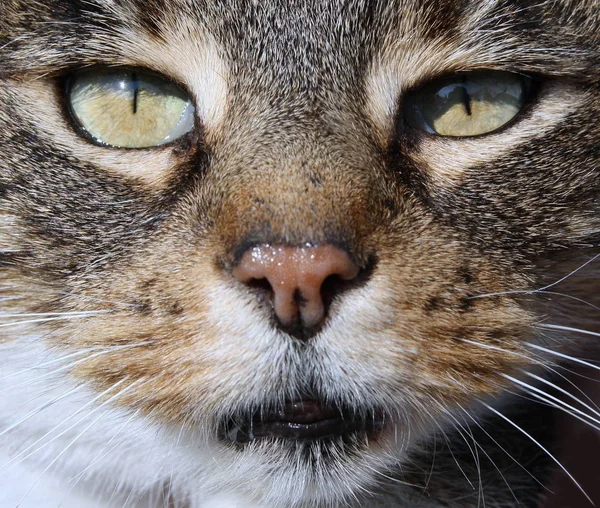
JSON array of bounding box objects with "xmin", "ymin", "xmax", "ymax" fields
[{"xmin": 1, "ymin": 0, "xmax": 599, "ymax": 505}]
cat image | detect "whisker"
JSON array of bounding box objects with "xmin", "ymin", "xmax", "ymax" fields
[
  {"xmin": 535, "ymin": 253, "xmax": 600, "ymax": 292},
  {"xmin": 0, "ymin": 356, "xmax": 106, "ymax": 395},
  {"xmin": 164, "ymin": 423, "xmax": 185, "ymax": 505},
  {"xmin": 433, "ymin": 420, "xmax": 474, "ymax": 488},
  {"xmin": 0, "ymin": 283, "xmax": 142, "ymax": 310},
  {"xmin": 504, "ymin": 374, "xmax": 600, "ymax": 431},
  {"xmin": 458, "ymin": 406, "xmax": 548, "ymax": 492},
  {"xmin": 470, "ymin": 253, "xmax": 600, "ymax": 300},
  {"xmin": 457, "ymin": 338, "xmax": 550, "ymax": 367},
  {"xmin": 458, "ymin": 337, "xmax": 598, "ymax": 381},
  {"xmin": 0, "ymin": 312, "xmax": 113, "ymax": 328},
  {"xmin": 0, "ymin": 347, "xmax": 104, "ymax": 383},
  {"xmin": 0, "ymin": 342, "xmax": 151, "ymax": 387},
  {"xmin": 0, "ymin": 377, "xmax": 134, "ymax": 475},
  {"xmin": 532, "ymin": 291, "xmax": 600, "ymax": 312},
  {"xmin": 120, "ymin": 489, "xmax": 135, "ymax": 508},
  {"xmin": 0, "ymin": 383, "xmax": 84, "ymax": 438},
  {"xmin": 541, "ymin": 364, "xmax": 600, "ymax": 413},
  {"xmin": 16, "ymin": 379, "xmax": 145, "ymax": 508},
  {"xmin": 434, "ymin": 403, "xmax": 480, "ymax": 491},
  {"xmin": 68, "ymin": 410, "xmax": 141, "ymax": 487},
  {"xmin": 0, "ymin": 311, "xmax": 110, "ymax": 319},
  {"xmin": 422, "ymin": 427, "xmax": 437, "ymax": 496},
  {"xmin": 521, "ymin": 387, "xmax": 600, "ymax": 435},
  {"xmin": 523, "ymin": 371, "xmax": 600, "ymax": 421},
  {"xmin": 368, "ymin": 465, "xmax": 423, "ymax": 490},
  {"xmin": 458, "ymin": 414, "xmax": 518, "ymax": 504},
  {"xmin": 461, "ymin": 414, "xmax": 484, "ymax": 508},
  {"xmin": 481, "ymin": 402, "xmax": 593, "ymax": 505},
  {"xmin": 535, "ymin": 323, "xmax": 600, "ymax": 340},
  {"xmin": 525, "ymin": 341, "xmax": 600, "ymax": 372},
  {"xmin": 0, "ymin": 33, "xmax": 29, "ymax": 51}
]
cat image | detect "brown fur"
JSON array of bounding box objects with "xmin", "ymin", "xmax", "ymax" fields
[{"xmin": 0, "ymin": 1, "xmax": 599, "ymax": 506}]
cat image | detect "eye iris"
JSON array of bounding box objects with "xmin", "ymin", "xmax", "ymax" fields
[
  {"xmin": 68, "ymin": 69, "xmax": 194, "ymax": 148},
  {"xmin": 404, "ymin": 71, "xmax": 528, "ymax": 137}
]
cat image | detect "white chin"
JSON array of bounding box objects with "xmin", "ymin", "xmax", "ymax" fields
[{"xmin": 212, "ymin": 435, "xmax": 400, "ymax": 507}]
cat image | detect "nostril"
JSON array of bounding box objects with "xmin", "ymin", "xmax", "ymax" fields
[
  {"xmin": 321, "ymin": 273, "xmax": 355, "ymax": 312},
  {"xmin": 243, "ymin": 277, "xmax": 274, "ymax": 305},
  {"xmin": 245, "ymin": 277, "xmax": 273, "ymax": 294},
  {"xmin": 231, "ymin": 244, "xmax": 362, "ymax": 339}
]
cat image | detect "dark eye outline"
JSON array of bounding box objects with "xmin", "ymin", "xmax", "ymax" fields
[
  {"xmin": 400, "ymin": 70, "xmax": 540, "ymax": 139},
  {"xmin": 62, "ymin": 66, "xmax": 197, "ymax": 150}
]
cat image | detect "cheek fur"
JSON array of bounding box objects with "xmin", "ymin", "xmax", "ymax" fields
[{"xmin": 42, "ymin": 217, "xmax": 536, "ymax": 431}]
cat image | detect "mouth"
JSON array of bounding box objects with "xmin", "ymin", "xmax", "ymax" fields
[{"xmin": 221, "ymin": 400, "xmax": 385, "ymax": 444}]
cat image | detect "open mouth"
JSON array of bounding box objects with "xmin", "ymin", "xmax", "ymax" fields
[{"xmin": 221, "ymin": 400, "xmax": 384, "ymax": 444}]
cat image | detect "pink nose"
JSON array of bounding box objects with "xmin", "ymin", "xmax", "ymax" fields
[{"xmin": 232, "ymin": 244, "xmax": 360, "ymax": 333}]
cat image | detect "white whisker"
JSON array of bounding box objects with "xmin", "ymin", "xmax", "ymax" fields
[
  {"xmin": 504, "ymin": 374, "xmax": 600, "ymax": 431},
  {"xmin": 482, "ymin": 402, "xmax": 593, "ymax": 505},
  {"xmin": 542, "ymin": 364, "xmax": 600, "ymax": 413},
  {"xmin": 164, "ymin": 423, "xmax": 185, "ymax": 505},
  {"xmin": 0, "ymin": 384, "xmax": 83, "ymax": 438},
  {"xmin": 459, "ymin": 337, "xmax": 600, "ymax": 383},
  {"xmin": 455, "ymin": 405, "xmax": 517, "ymax": 505},
  {"xmin": 0, "ymin": 356, "xmax": 104, "ymax": 395},
  {"xmin": 434, "ymin": 403, "xmax": 480, "ymax": 493},
  {"xmin": 0, "ymin": 311, "xmax": 109, "ymax": 319},
  {"xmin": 457, "ymin": 338, "xmax": 549, "ymax": 366},
  {"xmin": 422, "ymin": 428, "xmax": 437, "ymax": 494},
  {"xmin": 0, "ymin": 377, "xmax": 134, "ymax": 475},
  {"xmin": 522, "ymin": 387, "xmax": 600, "ymax": 434},
  {"xmin": 120, "ymin": 489, "xmax": 135, "ymax": 508},
  {"xmin": 533, "ymin": 291, "xmax": 600, "ymax": 311},
  {"xmin": 524, "ymin": 371, "xmax": 600, "ymax": 420},
  {"xmin": 525, "ymin": 341, "xmax": 600, "ymax": 371},
  {"xmin": 0, "ymin": 283, "xmax": 142, "ymax": 310},
  {"xmin": 535, "ymin": 323, "xmax": 600, "ymax": 340},
  {"xmin": 67, "ymin": 410, "xmax": 141, "ymax": 487},
  {"xmin": 536, "ymin": 253, "xmax": 600, "ymax": 292},
  {"xmin": 0, "ymin": 342, "xmax": 150, "ymax": 389},
  {"xmin": 16, "ymin": 380, "xmax": 144, "ymax": 508},
  {"xmin": 0, "ymin": 313, "xmax": 111, "ymax": 328},
  {"xmin": 458, "ymin": 407, "xmax": 548, "ymax": 491},
  {"xmin": 470, "ymin": 253, "xmax": 600, "ymax": 300},
  {"xmin": 433, "ymin": 420, "xmax": 474, "ymax": 489},
  {"xmin": 0, "ymin": 348, "xmax": 103, "ymax": 383}
]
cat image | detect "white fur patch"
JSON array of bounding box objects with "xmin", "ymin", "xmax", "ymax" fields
[{"xmin": 0, "ymin": 336, "xmax": 253, "ymax": 508}]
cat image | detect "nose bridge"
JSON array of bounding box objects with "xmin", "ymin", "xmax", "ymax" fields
[{"xmin": 213, "ymin": 115, "xmax": 385, "ymax": 256}]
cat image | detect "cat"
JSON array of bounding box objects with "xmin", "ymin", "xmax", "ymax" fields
[{"xmin": 0, "ymin": 0, "xmax": 599, "ymax": 506}]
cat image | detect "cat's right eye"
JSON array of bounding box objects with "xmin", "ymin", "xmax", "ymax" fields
[{"xmin": 67, "ymin": 68, "xmax": 195, "ymax": 148}]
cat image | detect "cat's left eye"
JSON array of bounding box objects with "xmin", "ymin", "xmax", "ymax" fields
[
  {"xmin": 67, "ymin": 68, "xmax": 195, "ymax": 148},
  {"xmin": 403, "ymin": 71, "xmax": 532, "ymax": 137}
]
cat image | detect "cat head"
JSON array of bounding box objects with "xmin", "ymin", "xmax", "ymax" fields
[{"xmin": 1, "ymin": 0, "xmax": 599, "ymax": 504}]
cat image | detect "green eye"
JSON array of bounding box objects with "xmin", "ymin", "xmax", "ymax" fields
[
  {"xmin": 68, "ymin": 68, "xmax": 195, "ymax": 148},
  {"xmin": 403, "ymin": 71, "xmax": 531, "ymax": 137}
]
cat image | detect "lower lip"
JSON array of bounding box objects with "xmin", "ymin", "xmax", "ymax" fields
[{"xmin": 222, "ymin": 403, "xmax": 385, "ymax": 444}]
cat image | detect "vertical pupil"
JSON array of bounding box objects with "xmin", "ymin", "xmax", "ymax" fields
[
  {"xmin": 132, "ymin": 71, "xmax": 139, "ymax": 114},
  {"xmin": 460, "ymin": 76, "xmax": 471, "ymax": 116}
]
